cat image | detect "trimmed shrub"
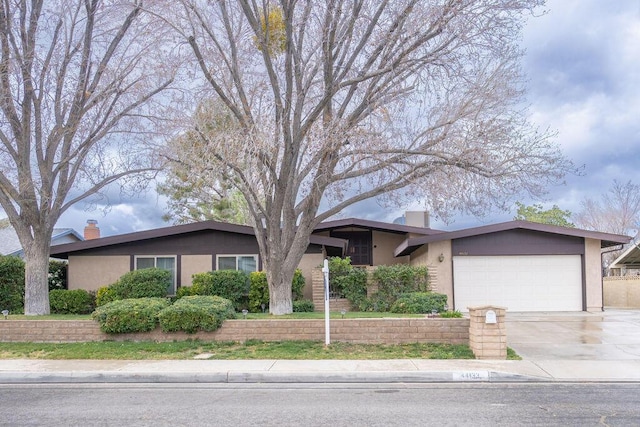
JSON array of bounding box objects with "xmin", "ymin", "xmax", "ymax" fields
[
  {"xmin": 389, "ymin": 292, "xmax": 447, "ymax": 314},
  {"xmin": 370, "ymin": 265, "xmax": 430, "ymax": 311},
  {"xmin": 49, "ymin": 289, "xmax": 95, "ymax": 314},
  {"xmin": 175, "ymin": 286, "xmax": 195, "ymax": 299},
  {"xmin": 248, "ymin": 269, "xmax": 306, "ymax": 312},
  {"xmin": 158, "ymin": 295, "xmax": 236, "ymax": 334},
  {"xmin": 0, "ymin": 256, "xmax": 25, "ymax": 313},
  {"xmin": 191, "ymin": 270, "xmax": 250, "ymax": 310},
  {"xmin": 95, "ymin": 286, "xmax": 117, "ymax": 307},
  {"xmin": 327, "ymin": 257, "xmax": 368, "ymax": 309},
  {"xmin": 292, "ymin": 299, "xmax": 314, "ymax": 312},
  {"xmin": 110, "ymin": 268, "xmax": 171, "ymax": 299},
  {"xmin": 48, "ymin": 260, "xmax": 68, "ymax": 291},
  {"xmin": 92, "ymin": 297, "xmax": 169, "ymax": 334},
  {"xmin": 248, "ymin": 271, "xmax": 269, "ymax": 312}
]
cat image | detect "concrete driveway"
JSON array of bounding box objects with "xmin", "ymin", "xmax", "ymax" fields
[{"xmin": 506, "ymin": 309, "xmax": 640, "ymax": 361}]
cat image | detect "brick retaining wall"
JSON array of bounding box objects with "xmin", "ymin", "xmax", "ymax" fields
[{"xmin": 0, "ymin": 318, "xmax": 469, "ymax": 345}]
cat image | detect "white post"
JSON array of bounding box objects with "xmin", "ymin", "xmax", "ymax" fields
[{"xmin": 322, "ymin": 258, "xmax": 330, "ymax": 345}]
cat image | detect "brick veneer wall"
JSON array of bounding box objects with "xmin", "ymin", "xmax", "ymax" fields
[
  {"xmin": 467, "ymin": 306, "xmax": 507, "ymax": 360},
  {"xmin": 0, "ymin": 318, "xmax": 469, "ymax": 345}
]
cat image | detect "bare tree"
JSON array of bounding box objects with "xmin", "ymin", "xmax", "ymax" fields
[
  {"xmin": 0, "ymin": 0, "xmax": 175, "ymax": 314},
  {"xmin": 575, "ymin": 180, "xmax": 640, "ymax": 238},
  {"xmin": 169, "ymin": 0, "xmax": 573, "ymax": 314}
]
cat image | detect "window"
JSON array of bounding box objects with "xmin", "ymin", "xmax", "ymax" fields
[
  {"xmin": 216, "ymin": 255, "xmax": 258, "ymax": 274},
  {"xmin": 135, "ymin": 256, "xmax": 176, "ymax": 295}
]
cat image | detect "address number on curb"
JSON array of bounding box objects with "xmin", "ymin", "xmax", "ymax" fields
[{"xmin": 452, "ymin": 371, "xmax": 490, "ymax": 381}]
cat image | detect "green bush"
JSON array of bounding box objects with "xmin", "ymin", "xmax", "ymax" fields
[
  {"xmin": 440, "ymin": 310, "xmax": 463, "ymax": 318},
  {"xmin": 48, "ymin": 260, "xmax": 68, "ymax": 291},
  {"xmin": 389, "ymin": 292, "xmax": 447, "ymax": 314},
  {"xmin": 369, "ymin": 265, "xmax": 430, "ymax": 311},
  {"xmin": 92, "ymin": 297, "xmax": 169, "ymax": 334},
  {"xmin": 49, "ymin": 289, "xmax": 95, "ymax": 314},
  {"xmin": 292, "ymin": 299, "xmax": 314, "ymax": 312},
  {"xmin": 248, "ymin": 269, "xmax": 306, "ymax": 313},
  {"xmin": 110, "ymin": 268, "xmax": 171, "ymax": 299},
  {"xmin": 326, "ymin": 257, "xmax": 368, "ymax": 309},
  {"xmin": 175, "ymin": 286, "xmax": 195, "ymax": 299},
  {"xmin": 191, "ymin": 270, "xmax": 250, "ymax": 311},
  {"xmin": 158, "ymin": 295, "xmax": 236, "ymax": 334},
  {"xmin": 248, "ymin": 271, "xmax": 269, "ymax": 312},
  {"xmin": 0, "ymin": 256, "xmax": 25, "ymax": 313},
  {"xmin": 95, "ymin": 286, "xmax": 117, "ymax": 307}
]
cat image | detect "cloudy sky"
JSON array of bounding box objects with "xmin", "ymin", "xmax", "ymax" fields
[{"xmin": 55, "ymin": 0, "xmax": 640, "ymax": 237}]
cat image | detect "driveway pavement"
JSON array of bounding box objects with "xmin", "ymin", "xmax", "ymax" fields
[{"xmin": 506, "ymin": 309, "xmax": 640, "ymax": 360}]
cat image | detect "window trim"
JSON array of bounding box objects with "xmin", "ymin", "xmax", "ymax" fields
[
  {"xmin": 216, "ymin": 254, "xmax": 259, "ymax": 273},
  {"xmin": 134, "ymin": 255, "xmax": 177, "ymax": 295}
]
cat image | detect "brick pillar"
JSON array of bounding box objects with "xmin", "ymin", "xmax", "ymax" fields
[
  {"xmin": 312, "ymin": 267, "xmax": 324, "ymax": 312},
  {"xmin": 468, "ymin": 305, "xmax": 507, "ymax": 360}
]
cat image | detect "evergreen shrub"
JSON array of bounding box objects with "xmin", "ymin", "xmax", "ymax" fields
[
  {"xmin": 49, "ymin": 289, "xmax": 95, "ymax": 314},
  {"xmin": 92, "ymin": 297, "xmax": 169, "ymax": 334},
  {"xmin": 158, "ymin": 295, "xmax": 235, "ymax": 333}
]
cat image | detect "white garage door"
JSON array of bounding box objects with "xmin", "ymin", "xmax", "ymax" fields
[{"xmin": 453, "ymin": 255, "xmax": 582, "ymax": 312}]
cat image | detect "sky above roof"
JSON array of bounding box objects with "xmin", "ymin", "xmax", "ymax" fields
[{"xmin": 38, "ymin": 1, "xmax": 640, "ymax": 237}]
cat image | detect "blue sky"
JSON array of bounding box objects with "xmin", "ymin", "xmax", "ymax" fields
[{"xmin": 55, "ymin": 0, "xmax": 640, "ymax": 236}]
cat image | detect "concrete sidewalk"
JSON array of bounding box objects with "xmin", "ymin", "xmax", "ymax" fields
[{"xmin": 2, "ymin": 358, "xmax": 640, "ymax": 384}]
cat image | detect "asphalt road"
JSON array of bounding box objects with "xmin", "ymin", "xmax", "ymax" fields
[{"xmin": 1, "ymin": 383, "xmax": 639, "ymax": 426}]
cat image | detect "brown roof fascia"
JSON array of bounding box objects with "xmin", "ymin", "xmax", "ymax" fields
[
  {"xmin": 50, "ymin": 219, "xmax": 348, "ymax": 258},
  {"xmin": 394, "ymin": 220, "xmax": 631, "ymax": 257},
  {"xmin": 313, "ymin": 217, "xmax": 442, "ymax": 235}
]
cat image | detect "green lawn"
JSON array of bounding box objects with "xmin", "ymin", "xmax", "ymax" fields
[
  {"xmin": 5, "ymin": 312, "xmax": 424, "ymax": 321},
  {"xmin": 0, "ymin": 340, "xmax": 482, "ymax": 360}
]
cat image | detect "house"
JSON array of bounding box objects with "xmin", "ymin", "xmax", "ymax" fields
[
  {"xmin": 608, "ymin": 243, "xmax": 640, "ymax": 276},
  {"xmin": 602, "ymin": 243, "xmax": 640, "ymax": 308},
  {"xmin": 0, "ymin": 218, "xmax": 84, "ymax": 257},
  {"xmin": 49, "ymin": 215, "xmax": 630, "ymax": 312}
]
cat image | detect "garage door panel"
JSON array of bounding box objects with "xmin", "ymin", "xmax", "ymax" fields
[{"xmin": 453, "ymin": 255, "xmax": 582, "ymax": 312}]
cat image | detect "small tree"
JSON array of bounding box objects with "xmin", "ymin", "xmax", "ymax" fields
[{"xmin": 514, "ymin": 202, "xmax": 574, "ymax": 227}]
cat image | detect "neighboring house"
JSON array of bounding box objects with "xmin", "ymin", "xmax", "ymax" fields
[
  {"xmin": 608, "ymin": 243, "xmax": 640, "ymax": 276},
  {"xmin": 0, "ymin": 218, "xmax": 83, "ymax": 257},
  {"xmin": 49, "ymin": 215, "xmax": 630, "ymax": 312}
]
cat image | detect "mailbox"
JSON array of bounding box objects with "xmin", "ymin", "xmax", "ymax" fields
[{"xmin": 485, "ymin": 310, "xmax": 497, "ymax": 324}]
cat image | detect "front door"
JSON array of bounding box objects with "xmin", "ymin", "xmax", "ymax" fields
[{"xmin": 331, "ymin": 231, "xmax": 372, "ymax": 266}]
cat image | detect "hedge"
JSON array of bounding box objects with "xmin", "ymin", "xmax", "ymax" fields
[
  {"xmin": 0, "ymin": 256, "xmax": 25, "ymax": 313},
  {"xmin": 95, "ymin": 268, "xmax": 170, "ymax": 307},
  {"xmin": 49, "ymin": 289, "xmax": 95, "ymax": 314},
  {"xmin": 292, "ymin": 299, "xmax": 314, "ymax": 312},
  {"xmin": 389, "ymin": 292, "xmax": 448, "ymax": 314},
  {"xmin": 369, "ymin": 265, "xmax": 430, "ymax": 311},
  {"xmin": 190, "ymin": 270, "xmax": 250, "ymax": 310},
  {"xmin": 158, "ymin": 295, "xmax": 236, "ymax": 334},
  {"xmin": 92, "ymin": 298, "xmax": 169, "ymax": 334}
]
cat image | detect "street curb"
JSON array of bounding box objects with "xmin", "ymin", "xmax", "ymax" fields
[{"xmin": 0, "ymin": 370, "xmax": 548, "ymax": 384}]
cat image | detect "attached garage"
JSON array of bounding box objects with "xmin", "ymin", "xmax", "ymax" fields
[
  {"xmin": 453, "ymin": 255, "xmax": 583, "ymax": 312},
  {"xmin": 395, "ymin": 221, "xmax": 631, "ymax": 313}
]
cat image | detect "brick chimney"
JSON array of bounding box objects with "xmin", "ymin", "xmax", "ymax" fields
[{"xmin": 84, "ymin": 219, "xmax": 100, "ymax": 240}]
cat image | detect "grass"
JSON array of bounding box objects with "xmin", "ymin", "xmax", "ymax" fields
[
  {"xmin": 5, "ymin": 314, "xmax": 93, "ymax": 320},
  {"xmin": 0, "ymin": 340, "xmax": 480, "ymax": 360}
]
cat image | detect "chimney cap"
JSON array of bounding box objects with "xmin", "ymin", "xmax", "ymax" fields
[{"xmin": 86, "ymin": 219, "xmax": 98, "ymax": 225}]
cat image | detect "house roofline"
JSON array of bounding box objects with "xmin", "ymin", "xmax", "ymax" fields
[
  {"xmin": 49, "ymin": 220, "xmax": 348, "ymax": 258},
  {"xmin": 395, "ymin": 220, "xmax": 632, "ymax": 257}
]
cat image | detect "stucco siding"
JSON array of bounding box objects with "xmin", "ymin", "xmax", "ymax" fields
[
  {"xmin": 180, "ymin": 255, "xmax": 213, "ymax": 287},
  {"xmin": 409, "ymin": 240, "xmax": 453, "ymax": 307},
  {"xmin": 372, "ymin": 231, "xmax": 409, "ymax": 266},
  {"xmin": 585, "ymin": 238, "xmax": 603, "ymax": 311},
  {"xmin": 68, "ymin": 255, "xmax": 130, "ymax": 291}
]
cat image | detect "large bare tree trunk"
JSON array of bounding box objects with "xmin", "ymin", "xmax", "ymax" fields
[{"xmin": 22, "ymin": 238, "xmax": 51, "ymax": 315}]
